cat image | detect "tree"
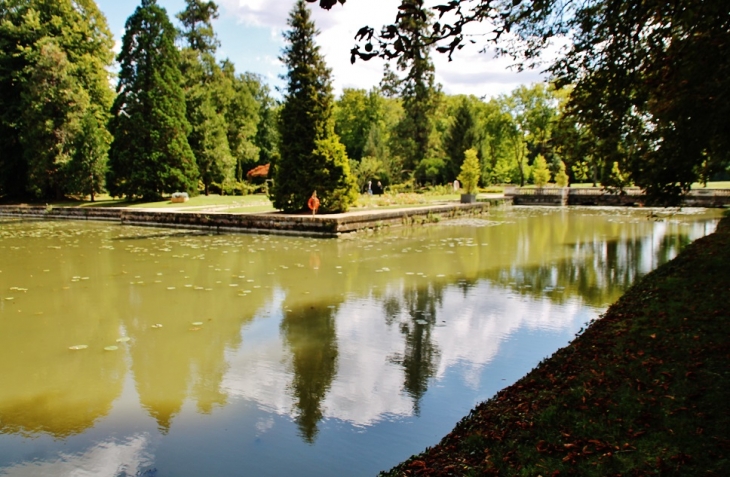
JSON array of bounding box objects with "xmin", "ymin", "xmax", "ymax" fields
[
  {"xmin": 0, "ymin": 0, "xmax": 114, "ymax": 199},
  {"xmin": 531, "ymin": 154, "xmax": 550, "ymax": 187},
  {"xmin": 272, "ymin": 0, "xmax": 357, "ymax": 213},
  {"xmin": 443, "ymin": 96, "xmax": 479, "ymax": 181},
  {"xmin": 107, "ymin": 0, "xmax": 198, "ymax": 200},
  {"xmin": 20, "ymin": 39, "xmax": 87, "ymax": 199},
  {"xmin": 347, "ymin": 0, "xmax": 730, "ymax": 204},
  {"xmin": 178, "ymin": 1, "xmax": 235, "ymax": 195},
  {"xmin": 458, "ymin": 148, "xmax": 481, "ymax": 194},
  {"xmin": 554, "ymin": 160, "xmax": 569, "ymax": 187},
  {"xmin": 177, "ymin": 0, "xmax": 219, "ymax": 54},
  {"xmin": 383, "ymin": 0, "xmax": 441, "ymax": 177}
]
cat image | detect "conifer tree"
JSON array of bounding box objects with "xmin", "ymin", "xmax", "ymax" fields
[
  {"xmin": 272, "ymin": 0, "xmax": 357, "ymax": 213},
  {"xmin": 107, "ymin": 0, "xmax": 197, "ymax": 200},
  {"xmin": 444, "ymin": 97, "xmax": 479, "ymax": 182},
  {"xmin": 386, "ymin": 0, "xmax": 440, "ymax": 177}
]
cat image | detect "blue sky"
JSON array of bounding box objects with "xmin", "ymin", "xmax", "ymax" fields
[{"xmin": 95, "ymin": 0, "xmax": 546, "ymax": 99}]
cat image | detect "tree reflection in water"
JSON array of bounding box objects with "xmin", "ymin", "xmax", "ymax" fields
[
  {"xmin": 281, "ymin": 304, "xmax": 339, "ymax": 442},
  {"xmin": 385, "ymin": 282, "xmax": 445, "ymax": 414}
]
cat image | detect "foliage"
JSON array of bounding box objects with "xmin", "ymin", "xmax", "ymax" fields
[
  {"xmin": 178, "ymin": 2, "xmax": 237, "ymax": 196},
  {"xmin": 554, "ymin": 160, "xmax": 569, "ymax": 187},
  {"xmin": 176, "ymin": 0, "xmax": 219, "ymax": 54},
  {"xmin": 443, "ymin": 96, "xmax": 479, "ymax": 182},
  {"xmin": 107, "ymin": 0, "xmax": 198, "ymax": 200},
  {"xmin": 414, "ymin": 157, "xmax": 446, "ymax": 185},
  {"xmin": 381, "ymin": 0, "xmax": 440, "ymax": 177},
  {"xmin": 0, "ymin": 0, "xmax": 114, "ymax": 199},
  {"xmin": 350, "ymin": 155, "xmax": 387, "ymax": 190},
  {"xmin": 346, "ymin": 0, "xmax": 730, "ymax": 205},
  {"xmin": 66, "ymin": 111, "xmax": 111, "ymax": 201},
  {"xmin": 272, "ymin": 0, "xmax": 357, "ymax": 213},
  {"xmin": 531, "ymin": 154, "xmax": 550, "ymax": 187},
  {"xmin": 457, "ymin": 148, "xmax": 480, "ymax": 194},
  {"xmin": 225, "ymin": 69, "xmax": 265, "ymax": 180},
  {"xmin": 310, "ymin": 137, "xmax": 358, "ymax": 212}
]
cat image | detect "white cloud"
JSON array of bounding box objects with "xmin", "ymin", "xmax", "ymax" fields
[
  {"xmin": 215, "ymin": 0, "xmax": 541, "ymax": 98},
  {"xmin": 221, "ymin": 280, "xmax": 588, "ymax": 428}
]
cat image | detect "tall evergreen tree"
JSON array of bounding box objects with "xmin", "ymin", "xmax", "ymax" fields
[
  {"xmin": 107, "ymin": 0, "xmax": 198, "ymax": 200},
  {"xmin": 444, "ymin": 97, "xmax": 479, "ymax": 182},
  {"xmin": 0, "ymin": 0, "xmax": 114, "ymax": 199},
  {"xmin": 177, "ymin": 0, "xmax": 219, "ymax": 54},
  {"xmin": 272, "ymin": 0, "xmax": 357, "ymax": 213},
  {"xmin": 386, "ymin": 0, "xmax": 440, "ymax": 177}
]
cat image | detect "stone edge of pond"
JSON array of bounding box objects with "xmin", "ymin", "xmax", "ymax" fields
[
  {"xmin": 0, "ymin": 201, "xmax": 505, "ymax": 237},
  {"xmin": 378, "ymin": 215, "xmax": 730, "ymax": 476}
]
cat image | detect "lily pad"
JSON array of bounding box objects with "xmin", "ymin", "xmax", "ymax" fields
[
  {"xmin": 116, "ymin": 337, "xmax": 131, "ymax": 343},
  {"xmin": 69, "ymin": 345, "xmax": 88, "ymax": 350},
  {"xmin": 104, "ymin": 346, "xmax": 119, "ymax": 351},
  {"xmin": 151, "ymin": 323, "xmax": 163, "ymax": 329},
  {"xmin": 191, "ymin": 321, "xmax": 203, "ymax": 326}
]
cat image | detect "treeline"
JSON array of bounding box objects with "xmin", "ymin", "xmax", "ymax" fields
[
  {"xmin": 0, "ymin": 0, "xmax": 277, "ymax": 201},
  {"xmin": 336, "ymin": 84, "xmax": 586, "ymax": 192},
  {"xmin": 2, "ymin": 0, "xmax": 699, "ymax": 205}
]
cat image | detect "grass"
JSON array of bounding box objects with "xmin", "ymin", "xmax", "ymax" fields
[{"xmin": 380, "ymin": 216, "xmax": 730, "ymax": 476}]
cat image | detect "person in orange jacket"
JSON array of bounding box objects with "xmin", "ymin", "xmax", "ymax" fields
[{"xmin": 307, "ymin": 191, "xmax": 320, "ymax": 215}]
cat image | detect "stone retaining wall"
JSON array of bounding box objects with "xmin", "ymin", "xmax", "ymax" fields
[
  {"xmin": 504, "ymin": 187, "xmax": 730, "ymax": 207},
  {"xmin": 0, "ymin": 203, "xmax": 492, "ymax": 237}
]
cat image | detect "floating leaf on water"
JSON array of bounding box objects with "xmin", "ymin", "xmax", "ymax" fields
[
  {"xmin": 69, "ymin": 345, "xmax": 88, "ymax": 350},
  {"xmin": 5, "ymin": 297, "xmax": 14, "ymax": 300},
  {"xmin": 405, "ymin": 272, "xmax": 414, "ymax": 275},
  {"xmin": 151, "ymin": 324, "xmax": 163, "ymax": 329},
  {"xmin": 191, "ymin": 322, "xmax": 203, "ymax": 326},
  {"xmin": 116, "ymin": 337, "xmax": 131, "ymax": 343},
  {"xmin": 437, "ymin": 274, "xmax": 446, "ymax": 278},
  {"xmin": 167, "ymin": 287, "xmax": 175, "ymax": 290},
  {"xmin": 104, "ymin": 346, "xmax": 118, "ymax": 351},
  {"xmin": 229, "ymin": 284, "xmax": 238, "ymax": 287},
  {"xmin": 415, "ymin": 320, "xmax": 428, "ymax": 325}
]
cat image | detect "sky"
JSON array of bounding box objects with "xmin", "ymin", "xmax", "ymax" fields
[{"xmin": 95, "ymin": 0, "xmax": 547, "ymax": 99}]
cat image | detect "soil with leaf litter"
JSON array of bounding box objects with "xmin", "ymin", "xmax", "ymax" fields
[{"xmin": 380, "ymin": 217, "xmax": 730, "ymax": 476}]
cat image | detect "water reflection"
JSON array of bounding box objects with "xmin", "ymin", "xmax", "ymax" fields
[
  {"xmin": 0, "ymin": 209, "xmax": 721, "ymax": 475},
  {"xmin": 0, "ymin": 433, "xmax": 153, "ymax": 477},
  {"xmin": 281, "ymin": 304, "xmax": 339, "ymax": 442}
]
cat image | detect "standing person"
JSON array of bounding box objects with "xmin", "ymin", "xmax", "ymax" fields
[
  {"xmin": 307, "ymin": 191, "xmax": 320, "ymax": 215},
  {"xmin": 367, "ymin": 180, "xmax": 373, "ymax": 195},
  {"xmin": 453, "ymin": 179, "xmax": 460, "ymax": 192},
  {"xmin": 376, "ymin": 181, "xmax": 383, "ymax": 195}
]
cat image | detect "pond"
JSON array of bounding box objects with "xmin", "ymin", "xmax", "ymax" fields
[{"xmin": 0, "ymin": 207, "xmax": 721, "ymax": 477}]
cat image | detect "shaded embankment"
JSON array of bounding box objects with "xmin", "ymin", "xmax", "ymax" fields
[{"xmin": 380, "ymin": 216, "xmax": 730, "ymax": 476}]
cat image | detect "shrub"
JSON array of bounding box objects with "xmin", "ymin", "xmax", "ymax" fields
[
  {"xmin": 532, "ymin": 154, "xmax": 551, "ymax": 186},
  {"xmin": 458, "ymin": 148, "xmax": 481, "ymax": 194}
]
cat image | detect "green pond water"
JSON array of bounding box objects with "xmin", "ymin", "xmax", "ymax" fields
[{"xmin": 0, "ymin": 207, "xmax": 721, "ymax": 476}]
